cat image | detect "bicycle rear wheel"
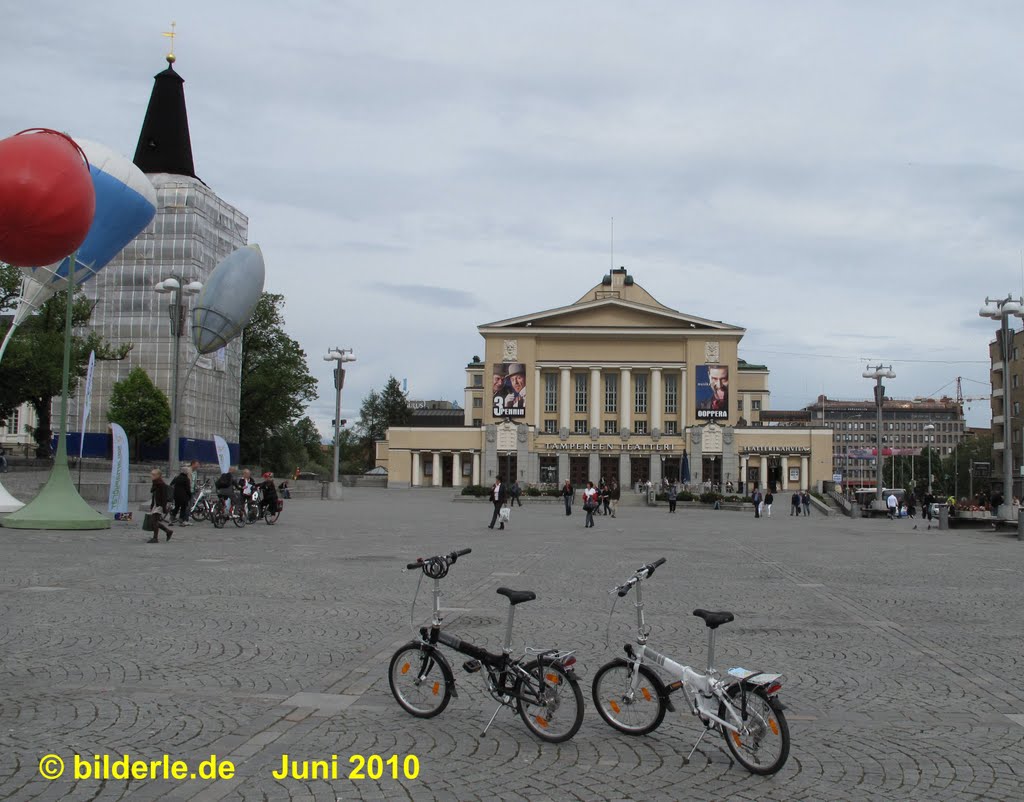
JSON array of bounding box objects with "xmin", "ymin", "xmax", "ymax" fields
[
  {"xmin": 211, "ymin": 502, "xmax": 226, "ymax": 528},
  {"xmin": 720, "ymin": 686, "xmax": 790, "ymax": 775},
  {"xmin": 388, "ymin": 643, "xmax": 452, "ymax": 718},
  {"xmin": 516, "ymin": 660, "xmax": 584, "ymax": 743},
  {"xmin": 592, "ymin": 658, "xmax": 666, "ymax": 735},
  {"xmin": 233, "ymin": 503, "xmax": 247, "ymax": 527},
  {"xmin": 191, "ymin": 500, "xmax": 209, "ymax": 522},
  {"xmin": 264, "ymin": 507, "xmax": 281, "ymax": 525}
]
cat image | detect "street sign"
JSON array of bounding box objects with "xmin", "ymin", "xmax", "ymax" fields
[
  {"xmin": 334, "ymin": 367, "xmax": 346, "ymax": 390},
  {"xmin": 832, "ymin": 473, "xmax": 842, "ymax": 483}
]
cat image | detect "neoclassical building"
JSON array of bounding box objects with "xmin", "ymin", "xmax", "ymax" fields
[{"xmin": 378, "ymin": 269, "xmax": 832, "ymax": 492}]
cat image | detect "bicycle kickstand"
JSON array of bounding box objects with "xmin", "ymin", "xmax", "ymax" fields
[
  {"xmin": 683, "ymin": 728, "xmax": 710, "ymax": 765},
  {"xmin": 480, "ymin": 702, "xmax": 504, "ymax": 738}
]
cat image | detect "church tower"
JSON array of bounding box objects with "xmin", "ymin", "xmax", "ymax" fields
[{"xmin": 78, "ymin": 50, "xmax": 249, "ymax": 463}]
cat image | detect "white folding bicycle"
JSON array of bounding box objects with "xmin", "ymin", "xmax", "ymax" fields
[{"xmin": 591, "ymin": 558, "xmax": 791, "ymax": 774}]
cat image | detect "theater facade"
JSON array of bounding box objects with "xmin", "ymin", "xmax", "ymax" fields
[{"xmin": 377, "ymin": 269, "xmax": 832, "ymax": 493}]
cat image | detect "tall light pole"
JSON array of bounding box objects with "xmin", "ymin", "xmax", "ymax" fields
[
  {"xmin": 324, "ymin": 346, "xmax": 356, "ymax": 500},
  {"xmin": 863, "ymin": 364, "xmax": 895, "ymax": 511},
  {"xmin": 979, "ymin": 295, "xmax": 1024, "ymax": 519},
  {"xmin": 154, "ymin": 276, "xmax": 203, "ymax": 475},
  {"xmin": 924, "ymin": 423, "xmax": 935, "ymax": 494}
]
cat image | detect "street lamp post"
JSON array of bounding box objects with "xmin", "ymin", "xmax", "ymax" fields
[
  {"xmin": 154, "ymin": 276, "xmax": 203, "ymax": 476},
  {"xmin": 863, "ymin": 364, "xmax": 895, "ymax": 511},
  {"xmin": 324, "ymin": 347, "xmax": 356, "ymax": 500},
  {"xmin": 979, "ymin": 295, "xmax": 1024, "ymax": 520},
  {"xmin": 924, "ymin": 423, "xmax": 935, "ymax": 494}
]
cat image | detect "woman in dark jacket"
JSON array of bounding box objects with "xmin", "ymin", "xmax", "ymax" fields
[
  {"xmin": 561, "ymin": 480, "xmax": 573, "ymax": 516},
  {"xmin": 147, "ymin": 468, "xmax": 173, "ymax": 543},
  {"xmin": 169, "ymin": 466, "xmax": 192, "ymax": 525}
]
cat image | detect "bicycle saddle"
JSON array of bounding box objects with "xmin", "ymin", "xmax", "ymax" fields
[
  {"xmin": 496, "ymin": 587, "xmax": 536, "ymax": 605},
  {"xmin": 693, "ymin": 609, "xmax": 734, "ymax": 629}
]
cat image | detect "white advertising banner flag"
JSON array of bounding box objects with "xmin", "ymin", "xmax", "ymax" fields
[
  {"xmin": 214, "ymin": 435, "xmax": 231, "ymax": 475},
  {"xmin": 79, "ymin": 350, "xmax": 96, "ymax": 458},
  {"xmin": 108, "ymin": 423, "xmax": 130, "ymax": 514}
]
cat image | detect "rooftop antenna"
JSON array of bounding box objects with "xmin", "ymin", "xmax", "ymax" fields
[{"xmin": 610, "ymin": 217, "xmax": 614, "ymax": 279}]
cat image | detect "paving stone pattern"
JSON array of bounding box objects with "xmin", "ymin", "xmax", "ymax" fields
[{"xmin": 2, "ymin": 489, "xmax": 1023, "ymax": 801}]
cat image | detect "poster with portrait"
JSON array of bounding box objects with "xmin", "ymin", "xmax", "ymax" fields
[
  {"xmin": 492, "ymin": 362, "xmax": 527, "ymax": 418},
  {"xmin": 695, "ymin": 364, "xmax": 729, "ymax": 419}
]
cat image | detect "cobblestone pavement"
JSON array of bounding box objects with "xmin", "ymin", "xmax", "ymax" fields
[{"xmin": 2, "ymin": 490, "xmax": 1023, "ymax": 801}]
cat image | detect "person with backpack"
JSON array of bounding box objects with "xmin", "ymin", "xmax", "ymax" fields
[{"xmin": 215, "ymin": 466, "xmax": 236, "ymax": 514}]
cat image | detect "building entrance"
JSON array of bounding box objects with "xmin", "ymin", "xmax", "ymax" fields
[
  {"xmin": 497, "ymin": 455, "xmax": 517, "ymax": 486},
  {"xmin": 569, "ymin": 457, "xmax": 589, "ymax": 487},
  {"xmin": 630, "ymin": 457, "xmax": 649, "ymax": 488},
  {"xmin": 600, "ymin": 457, "xmax": 619, "ymax": 485},
  {"xmin": 442, "ymin": 455, "xmax": 453, "ymax": 487},
  {"xmin": 767, "ymin": 457, "xmax": 782, "ymax": 492},
  {"xmin": 662, "ymin": 456, "xmax": 680, "ymax": 484}
]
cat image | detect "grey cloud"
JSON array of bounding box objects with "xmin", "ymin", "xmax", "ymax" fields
[{"xmin": 370, "ymin": 283, "xmax": 478, "ymax": 309}]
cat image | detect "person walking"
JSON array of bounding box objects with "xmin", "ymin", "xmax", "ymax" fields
[
  {"xmin": 609, "ymin": 478, "xmax": 620, "ymax": 518},
  {"xmin": 488, "ymin": 477, "xmax": 507, "ymax": 530},
  {"xmin": 790, "ymin": 491, "xmax": 801, "ymax": 516},
  {"xmin": 146, "ymin": 468, "xmax": 173, "ymax": 543},
  {"xmin": 561, "ymin": 479, "xmax": 573, "ymax": 516},
  {"xmin": 601, "ymin": 481, "xmax": 612, "ymax": 516},
  {"xmin": 764, "ymin": 490, "xmax": 774, "ymax": 517},
  {"xmin": 906, "ymin": 494, "xmax": 916, "ymax": 519},
  {"xmin": 582, "ymin": 481, "xmax": 598, "ymax": 528},
  {"xmin": 886, "ymin": 491, "xmax": 898, "ymax": 520},
  {"xmin": 752, "ymin": 487, "xmax": 762, "ymax": 518},
  {"xmin": 169, "ymin": 464, "xmax": 192, "ymax": 526},
  {"xmin": 510, "ymin": 479, "xmax": 522, "ymax": 507},
  {"xmin": 667, "ymin": 482, "xmax": 678, "ymax": 513},
  {"xmin": 801, "ymin": 490, "xmax": 811, "ymax": 517}
]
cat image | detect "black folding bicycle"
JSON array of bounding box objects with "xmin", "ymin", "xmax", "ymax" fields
[{"xmin": 388, "ymin": 548, "xmax": 584, "ymax": 743}]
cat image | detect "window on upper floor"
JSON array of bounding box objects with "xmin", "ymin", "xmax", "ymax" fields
[
  {"xmin": 544, "ymin": 419, "xmax": 558, "ymax": 434},
  {"xmin": 544, "ymin": 373, "xmax": 558, "ymax": 413},
  {"xmin": 574, "ymin": 419, "xmax": 588, "ymax": 434},
  {"xmin": 574, "ymin": 374, "xmax": 588, "ymax": 413},
  {"xmin": 665, "ymin": 420, "xmax": 677, "ymax": 435},
  {"xmin": 752, "ymin": 400, "xmax": 761, "ymax": 411},
  {"xmin": 664, "ymin": 375, "xmax": 677, "ymax": 414},
  {"xmin": 634, "ymin": 420, "xmax": 648, "ymax": 435},
  {"xmin": 605, "ymin": 373, "xmax": 617, "ymax": 413},
  {"xmin": 473, "ymin": 374, "xmax": 483, "ymax": 387},
  {"xmin": 604, "ymin": 419, "xmax": 618, "ymax": 434},
  {"xmin": 472, "ymin": 397, "xmax": 482, "ymax": 408},
  {"xmin": 634, "ymin": 374, "xmax": 647, "ymax": 414}
]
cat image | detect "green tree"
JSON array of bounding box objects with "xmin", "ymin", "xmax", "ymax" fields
[
  {"xmin": 941, "ymin": 432, "xmax": 993, "ymax": 501},
  {"xmin": 239, "ymin": 293, "xmax": 318, "ymax": 464},
  {"xmin": 1, "ymin": 261, "xmax": 20, "ymax": 314},
  {"xmin": 357, "ymin": 376, "xmax": 410, "ymax": 469},
  {"xmin": 0, "ymin": 287, "xmax": 131, "ymax": 456},
  {"xmin": 108, "ymin": 367, "xmax": 171, "ymax": 459},
  {"xmin": 259, "ymin": 415, "xmax": 331, "ymax": 476}
]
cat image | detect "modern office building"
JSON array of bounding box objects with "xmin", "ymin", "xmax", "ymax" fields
[
  {"xmin": 762, "ymin": 396, "xmax": 966, "ymax": 489},
  {"xmin": 71, "ymin": 54, "xmax": 248, "ymax": 461},
  {"xmin": 377, "ymin": 268, "xmax": 833, "ymax": 491}
]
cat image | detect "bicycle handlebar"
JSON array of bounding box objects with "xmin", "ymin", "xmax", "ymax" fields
[
  {"xmin": 610, "ymin": 557, "xmax": 667, "ymax": 596},
  {"xmin": 406, "ymin": 548, "xmax": 472, "ymax": 572}
]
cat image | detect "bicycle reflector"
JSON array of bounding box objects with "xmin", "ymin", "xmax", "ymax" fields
[{"xmin": 562, "ymin": 656, "xmax": 577, "ymax": 670}]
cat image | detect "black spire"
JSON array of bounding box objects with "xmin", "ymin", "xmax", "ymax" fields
[{"xmin": 133, "ymin": 58, "xmax": 197, "ymax": 178}]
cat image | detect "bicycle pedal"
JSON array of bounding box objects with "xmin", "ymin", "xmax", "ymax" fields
[{"xmin": 463, "ymin": 659, "xmax": 481, "ymax": 673}]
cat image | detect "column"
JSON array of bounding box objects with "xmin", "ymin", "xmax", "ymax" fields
[
  {"xmin": 432, "ymin": 452, "xmax": 442, "ymax": 488},
  {"xmin": 801, "ymin": 455, "xmax": 809, "ymax": 491},
  {"xmin": 453, "ymin": 452, "xmax": 462, "ymax": 487},
  {"xmin": 781, "ymin": 456, "xmax": 789, "ymax": 490},
  {"xmin": 412, "ymin": 452, "xmax": 421, "ymax": 487},
  {"xmin": 589, "ymin": 452, "xmax": 600, "ymax": 482},
  {"xmin": 651, "ymin": 367, "xmax": 663, "ymax": 432},
  {"xmin": 619, "ymin": 452, "xmax": 631, "ymax": 489},
  {"xmin": 559, "ymin": 367, "xmax": 571, "ymax": 431},
  {"xmin": 760, "ymin": 455, "xmax": 768, "ymax": 490},
  {"xmin": 619, "ymin": 367, "xmax": 632, "ymax": 434},
  {"xmin": 472, "ymin": 452, "xmax": 480, "ymax": 486},
  {"xmin": 533, "ymin": 367, "xmax": 542, "ymax": 430},
  {"xmin": 650, "ymin": 455, "xmax": 662, "ymax": 487},
  {"xmin": 740, "ymin": 456, "xmax": 748, "ymax": 491},
  {"xmin": 558, "ymin": 453, "xmax": 569, "ymax": 484},
  {"xmin": 590, "ymin": 367, "xmax": 602, "ymax": 432},
  {"xmin": 679, "ymin": 367, "xmax": 688, "ymax": 428}
]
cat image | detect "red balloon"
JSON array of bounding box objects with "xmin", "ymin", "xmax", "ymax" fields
[{"xmin": 0, "ymin": 128, "xmax": 96, "ymax": 267}]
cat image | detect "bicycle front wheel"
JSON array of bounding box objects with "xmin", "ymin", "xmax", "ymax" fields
[
  {"xmin": 720, "ymin": 686, "xmax": 790, "ymax": 775},
  {"xmin": 211, "ymin": 503, "xmax": 226, "ymax": 528},
  {"xmin": 232, "ymin": 505, "xmax": 247, "ymax": 527},
  {"xmin": 191, "ymin": 500, "xmax": 209, "ymax": 522},
  {"xmin": 388, "ymin": 643, "xmax": 452, "ymax": 718},
  {"xmin": 516, "ymin": 660, "xmax": 584, "ymax": 743},
  {"xmin": 264, "ymin": 507, "xmax": 280, "ymax": 525},
  {"xmin": 591, "ymin": 658, "xmax": 666, "ymax": 735}
]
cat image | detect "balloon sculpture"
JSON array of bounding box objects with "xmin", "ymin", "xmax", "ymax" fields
[{"xmin": 191, "ymin": 244, "xmax": 266, "ymax": 354}]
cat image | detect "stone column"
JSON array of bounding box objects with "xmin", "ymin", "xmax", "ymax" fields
[
  {"xmin": 689, "ymin": 428, "xmax": 703, "ymax": 486},
  {"xmin": 517, "ymin": 424, "xmax": 531, "ymax": 484},
  {"xmin": 483, "ymin": 424, "xmax": 498, "ymax": 485},
  {"xmin": 412, "ymin": 451, "xmax": 422, "ymax": 487},
  {"xmin": 559, "ymin": 367, "xmax": 571, "ymax": 431},
  {"xmin": 721, "ymin": 427, "xmax": 738, "ymax": 492},
  {"xmin": 740, "ymin": 455, "xmax": 748, "ymax": 491},
  {"xmin": 558, "ymin": 452, "xmax": 569, "ymax": 485},
  {"xmin": 619, "ymin": 452, "xmax": 631, "ymax": 489},
  {"xmin": 534, "ymin": 367, "xmax": 542, "ymax": 430},
  {"xmin": 801, "ymin": 455, "xmax": 809, "ymax": 491},
  {"xmin": 651, "ymin": 367, "xmax": 663, "ymax": 432},
  {"xmin": 453, "ymin": 452, "xmax": 462, "ymax": 487},
  {"xmin": 780, "ymin": 456, "xmax": 789, "ymax": 491},
  {"xmin": 679, "ymin": 367, "xmax": 688, "ymax": 429},
  {"xmin": 760, "ymin": 455, "xmax": 769, "ymax": 490},
  {"xmin": 472, "ymin": 452, "xmax": 481, "ymax": 486},
  {"xmin": 432, "ymin": 452, "xmax": 442, "ymax": 488},
  {"xmin": 619, "ymin": 367, "xmax": 632, "ymax": 434},
  {"xmin": 590, "ymin": 367, "xmax": 602, "ymax": 432},
  {"xmin": 650, "ymin": 454, "xmax": 662, "ymax": 487},
  {"xmin": 589, "ymin": 452, "xmax": 600, "ymax": 482}
]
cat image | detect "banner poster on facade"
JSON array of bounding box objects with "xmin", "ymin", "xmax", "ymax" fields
[
  {"xmin": 79, "ymin": 349, "xmax": 96, "ymax": 458},
  {"xmin": 213, "ymin": 435, "xmax": 231, "ymax": 474},
  {"xmin": 108, "ymin": 422, "xmax": 130, "ymax": 514},
  {"xmin": 492, "ymin": 362, "xmax": 526, "ymax": 418},
  {"xmin": 695, "ymin": 364, "xmax": 729, "ymax": 419}
]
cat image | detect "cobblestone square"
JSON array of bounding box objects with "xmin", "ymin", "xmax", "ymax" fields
[{"xmin": 2, "ymin": 490, "xmax": 1022, "ymax": 800}]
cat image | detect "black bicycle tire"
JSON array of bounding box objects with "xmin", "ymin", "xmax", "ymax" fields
[
  {"xmin": 720, "ymin": 685, "xmax": 790, "ymax": 775},
  {"xmin": 515, "ymin": 659, "xmax": 584, "ymax": 743},
  {"xmin": 591, "ymin": 658, "xmax": 667, "ymax": 735},
  {"xmin": 388, "ymin": 642, "xmax": 453, "ymax": 718}
]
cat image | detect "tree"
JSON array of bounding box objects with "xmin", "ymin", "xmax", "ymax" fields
[
  {"xmin": 357, "ymin": 376, "xmax": 411, "ymax": 469},
  {"xmin": 0, "ymin": 287, "xmax": 131, "ymax": 456},
  {"xmin": 1, "ymin": 261, "xmax": 20, "ymax": 314},
  {"xmin": 941, "ymin": 432, "xmax": 993, "ymax": 501},
  {"xmin": 239, "ymin": 293, "xmax": 319, "ymax": 464},
  {"xmin": 108, "ymin": 367, "xmax": 171, "ymax": 459},
  {"xmin": 258, "ymin": 415, "xmax": 331, "ymax": 476}
]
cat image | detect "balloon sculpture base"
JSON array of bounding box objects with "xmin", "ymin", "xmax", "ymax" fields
[
  {"xmin": 1, "ymin": 462, "xmax": 109, "ymax": 529},
  {"xmin": 0, "ymin": 480, "xmax": 24, "ymax": 513}
]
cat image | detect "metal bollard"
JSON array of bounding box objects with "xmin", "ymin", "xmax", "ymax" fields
[{"xmin": 938, "ymin": 504, "xmax": 949, "ymax": 530}]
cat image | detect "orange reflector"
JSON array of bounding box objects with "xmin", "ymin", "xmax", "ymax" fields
[
  {"xmin": 641, "ymin": 687, "xmax": 652, "ymax": 702},
  {"xmin": 610, "ymin": 700, "xmax": 621, "ymax": 714},
  {"xmin": 769, "ymin": 718, "xmax": 779, "ymax": 735},
  {"xmin": 546, "ymin": 673, "xmax": 560, "ymax": 684},
  {"xmin": 432, "ymin": 682, "xmax": 440, "ymax": 695},
  {"xmin": 401, "ymin": 663, "xmax": 410, "ymax": 675},
  {"xmin": 732, "ymin": 732, "xmax": 742, "ymax": 747},
  {"xmin": 535, "ymin": 716, "xmax": 549, "ymax": 728}
]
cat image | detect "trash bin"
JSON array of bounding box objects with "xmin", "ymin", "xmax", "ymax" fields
[
  {"xmin": 938, "ymin": 504, "xmax": 949, "ymax": 530},
  {"xmin": 647, "ymin": 488, "xmax": 656, "ymax": 506}
]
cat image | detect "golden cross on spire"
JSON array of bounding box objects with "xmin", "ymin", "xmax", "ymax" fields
[{"xmin": 162, "ymin": 21, "xmax": 177, "ymax": 63}]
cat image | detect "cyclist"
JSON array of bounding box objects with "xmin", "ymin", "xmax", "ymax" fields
[
  {"xmin": 258, "ymin": 471, "xmax": 280, "ymax": 518},
  {"xmin": 215, "ymin": 466, "xmax": 236, "ymax": 514}
]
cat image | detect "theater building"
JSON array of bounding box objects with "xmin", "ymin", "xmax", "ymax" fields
[{"xmin": 378, "ymin": 269, "xmax": 832, "ymax": 492}]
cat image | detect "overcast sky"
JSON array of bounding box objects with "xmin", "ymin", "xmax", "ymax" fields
[{"xmin": 4, "ymin": 1, "xmax": 1017, "ymax": 434}]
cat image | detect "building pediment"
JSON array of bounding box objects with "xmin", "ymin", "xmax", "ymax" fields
[{"xmin": 480, "ymin": 298, "xmax": 743, "ymax": 334}]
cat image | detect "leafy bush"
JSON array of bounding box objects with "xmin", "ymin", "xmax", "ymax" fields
[
  {"xmin": 525, "ymin": 486, "xmax": 542, "ymax": 497},
  {"xmin": 699, "ymin": 491, "xmax": 722, "ymax": 504},
  {"xmin": 679, "ymin": 491, "xmax": 695, "ymax": 502},
  {"xmin": 461, "ymin": 484, "xmax": 489, "ymax": 497}
]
